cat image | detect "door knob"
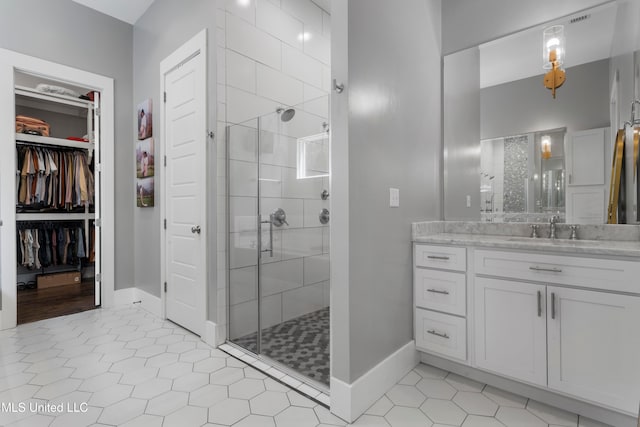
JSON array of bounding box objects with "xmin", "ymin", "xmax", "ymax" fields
[{"xmin": 191, "ymin": 225, "xmax": 201, "ymax": 234}]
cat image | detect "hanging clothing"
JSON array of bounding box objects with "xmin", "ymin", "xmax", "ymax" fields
[
  {"xmin": 16, "ymin": 222, "xmax": 91, "ymax": 271},
  {"xmin": 16, "ymin": 146, "xmax": 94, "ymax": 211}
]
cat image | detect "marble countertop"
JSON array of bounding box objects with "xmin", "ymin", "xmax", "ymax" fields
[
  {"xmin": 412, "ymin": 220, "xmax": 640, "ymax": 258},
  {"xmin": 414, "ymin": 232, "xmax": 640, "ymax": 257}
]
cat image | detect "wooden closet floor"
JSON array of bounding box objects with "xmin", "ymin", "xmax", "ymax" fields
[{"xmin": 17, "ymin": 281, "xmax": 96, "ymax": 325}]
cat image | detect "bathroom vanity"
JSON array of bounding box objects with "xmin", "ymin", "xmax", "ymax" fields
[{"xmin": 413, "ymin": 221, "xmax": 640, "ymax": 426}]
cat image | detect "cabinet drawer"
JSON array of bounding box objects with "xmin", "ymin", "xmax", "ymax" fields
[
  {"xmin": 415, "ymin": 308, "xmax": 466, "ymax": 361},
  {"xmin": 415, "ymin": 269, "xmax": 466, "ymax": 316},
  {"xmin": 475, "ymin": 249, "xmax": 640, "ymax": 294},
  {"xmin": 415, "ymin": 244, "xmax": 466, "ymax": 272}
]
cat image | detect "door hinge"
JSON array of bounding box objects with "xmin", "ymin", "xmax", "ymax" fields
[
  {"xmin": 96, "ymin": 273, "xmax": 101, "ymax": 282},
  {"xmin": 95, "ymin": 218, "xmax": 102, "ymax": 227},
  {"xmin": 164, "ymin": 92, "xmax": 167, "ymax": 103},
  {"xmin": 164, "ymin": 156, "xmax": 167, "ymax": 167},
  {"xmin": 164, "ymin": 282, "xmax": 167, "ymax": 293},
  {"xmin": 164, "ymin": 219, "xmax": 167, "ymax": 229},
  {"xmin": 95, "ymin": 108, "xmax": 101, "ymax": 116}
]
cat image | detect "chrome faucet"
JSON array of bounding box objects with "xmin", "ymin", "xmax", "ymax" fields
[{"xmin": 548, "ymin": 215, "xmax": 559, "ymax": 239}]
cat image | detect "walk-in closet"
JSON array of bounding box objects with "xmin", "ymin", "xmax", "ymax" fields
[{"xmin": 12, "ymin": 71, "xmax": 101, "ymax": 324}]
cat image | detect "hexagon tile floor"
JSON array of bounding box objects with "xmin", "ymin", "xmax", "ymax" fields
[{"xmin": 0, "ymin": 306, "xmax": 611, "ymax": 427}]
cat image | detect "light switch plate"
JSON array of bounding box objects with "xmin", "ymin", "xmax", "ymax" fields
[
  {"xmin": 390, "ymin": 188, "xmax": 400, "ymax": 207},
  {"xmin": 466, "ymin": 195, "xmax": 471, "ymax": 208}
]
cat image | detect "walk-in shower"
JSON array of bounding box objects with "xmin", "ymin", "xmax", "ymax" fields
[{"xmin": 226, "ymin": 96, "xmax": 331, "ymax": 387}]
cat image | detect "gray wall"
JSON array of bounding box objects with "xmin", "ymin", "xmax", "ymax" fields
[
  {"xmin": 444, "ymin": 47, "xmax": 480, "ymax": 221},
  {"xmin": 331, "ymin": 0, "xmax": 442, "ymax": 383},
  {"xmin": 442, "ymin": 0, "xmax": 607, "ymax": 55},
  {"xmin": 133, "ymin": 0, "xmax": 218, "ymax": 316},
  {"xmin": 481, "ymin": 59, "xmax": 611, "ymax": 140},
  {"xmin": 0, "ymin": 0, "xmax": 134, "ymax": 290}
]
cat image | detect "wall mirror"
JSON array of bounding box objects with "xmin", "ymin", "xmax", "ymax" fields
[{"xmin": 444, "ymin": 0, "xmax": 640, "ymax": 224}]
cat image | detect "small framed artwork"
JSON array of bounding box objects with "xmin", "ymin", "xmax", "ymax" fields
[
  {"xmin": 137, "ymin": 177, "xmax": 154, "ymax": 208},
  {"xmin": 136, "ymin": 138, "xmax": 154, "ymax": 178},
  {"xmin": 137, "ymin": 98, "xmax": 153, "ymax": 140}
]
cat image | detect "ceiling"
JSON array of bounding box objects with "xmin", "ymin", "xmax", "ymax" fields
[
  {"xmin": 73, "ymin": 0, "xmax": 330, "ymax": 24},
  {"xmin": 479, "ymin": 2, "xmax": 617, "ymax": 88},
  {"xmin": 71, "ymin": 0, "xmax": 156, "ymax": 25}
]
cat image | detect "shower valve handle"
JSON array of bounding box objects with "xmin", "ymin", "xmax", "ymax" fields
[{"xmin": 271, "ymin": 208, "xmax": 288, "ymax": 227}]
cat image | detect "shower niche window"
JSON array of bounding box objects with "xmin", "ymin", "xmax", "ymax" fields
[
  {"xmin": 480, "ymin": 128, "xmax": 566, "ymax": 222},
  {"xmin": 297, "ymin": 133, "xmax": 330, "ymax": 180},
  {"xmin": 226, "ymin": 96, "xmax": 331, "ymax": 389}
]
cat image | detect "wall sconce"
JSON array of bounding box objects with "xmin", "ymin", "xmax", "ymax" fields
[
  {"xmin": 543, "ymin": 25, "xmax": 566, "ymax": 99},
  {"xmin": 541, "ymin": 135, "xmax": 552, "ymax": 159}
]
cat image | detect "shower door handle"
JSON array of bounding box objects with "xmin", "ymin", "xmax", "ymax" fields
[{"xmin": 261, "ymin": 219, "xmax": 274, "ymax": 257}]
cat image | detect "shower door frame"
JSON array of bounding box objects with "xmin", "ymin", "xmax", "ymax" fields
[{"xmin": 224, "ymin": 116, "xmax": 330, "ymax": 393}]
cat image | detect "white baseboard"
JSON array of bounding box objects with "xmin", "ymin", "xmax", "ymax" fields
[
  {"xmin": 331, "ymin": 340, "xmax": 419, "ymax": 422},
  {"xmin": 113, "ymin": 287, "xmax": 161, "ymax": 318},
  {"xmin": 113, "ymin": 288, "xmax": 136, "ymax": 306},
  {"xmin": 134, "ymin": 288, "xmax": 162, "ymax": 317},
  {"xmin": 216, "ymin": 323, "xmax": 227, "ymax": 346},
  {"xmin": 204, "ymin": 320, "xmax": 218, "ymax": 348}
]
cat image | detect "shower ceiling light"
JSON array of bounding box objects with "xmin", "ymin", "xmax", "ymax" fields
[{"xmin": 542, "ymin": 25, "xmax": 566, "ymax": 99}]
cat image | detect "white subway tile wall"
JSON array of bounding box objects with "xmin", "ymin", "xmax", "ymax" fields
[{"xmin": 217, "ymin": 0, "xmax": 331, "ymax": 340}]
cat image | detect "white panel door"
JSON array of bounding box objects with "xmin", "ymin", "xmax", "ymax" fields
[
  {"xmin": 164, "ymin": 52, "xmax": 206, "ymax": 336},
  {"xmin": 475, "ymin": 277, "xmax": 547, "ymax": 386},
  {"xmin": 566, "ymin": 128, "xmax": 605, "ymax": 186},
  {"xmin": 547, "ymin": 287, "xmax": 640, "ymax": 413}
]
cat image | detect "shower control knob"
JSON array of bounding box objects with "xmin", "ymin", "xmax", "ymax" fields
[
  {"xmin": 319, "ymin": 208, "xmax": 330, "ymax": 225},
  {"xmin": 270, "ymin": 208, "xmax": 288, "ymax": 227}
]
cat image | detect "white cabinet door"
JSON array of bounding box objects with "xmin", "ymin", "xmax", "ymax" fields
[
  {"xmin": 475, "ymin": 277, "xmax": 547, "ymax": 386},
  {"xmin": 547, "ymin": 287, "xmax": 640, "ymax": 414}
]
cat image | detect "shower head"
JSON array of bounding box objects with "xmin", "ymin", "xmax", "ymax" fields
[{"xmin": 276, "ymin": 107, "xmax": 296, "ymax": 122}]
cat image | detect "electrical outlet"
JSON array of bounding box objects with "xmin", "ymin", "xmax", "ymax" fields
[
  {"xmin": 390, "ymin": 188, "xmax": 400, "ymax": 207},
  {"xmin": 466, "ymin": 195, "xmax": 471, "ymax": 208}
]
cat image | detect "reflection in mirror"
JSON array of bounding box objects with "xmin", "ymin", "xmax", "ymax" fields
[
  {"xmin": 480, "ymin": 129, "xmax": 566, "ymax": 222},
  {"xmin": 443, "ymin": 0, "xmax": 640, "ymax": 224}
]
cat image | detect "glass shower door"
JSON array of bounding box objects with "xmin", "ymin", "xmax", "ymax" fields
[
  {"xmin": 228, "ymin": 95, "xmax": 331, "ymax": 386},
  {"xmin": 227, "ymin": 117, "xmax": 259, "ymax": 353}
]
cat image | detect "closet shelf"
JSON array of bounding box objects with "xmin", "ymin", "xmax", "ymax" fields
[
  {"xmin": 16, "ymin": 213, "xmax": 95, "ymax": 222},
  {"xmin": 16, "ymin": 133, "xmax": 94, "ymax": 158},
  {"xmin": 15, "ymin": 85, "xmax": 92, "ymax": 110}
]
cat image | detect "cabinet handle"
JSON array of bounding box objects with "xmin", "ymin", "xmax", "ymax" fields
[
  {"xmin": 427, "ymin": 329, "xmax": 450, "ymax": 339},
  {"xmin": 529, "ymin": 266, "xmax": 562, "ymax": 273},
  {"xmin": 551, "ymin": 292, "xmax": 556, "ymax": 319},
  {"xmin": 537, "ymin": 290, "xmax": 542, "ymax": 317},
  {"xmin": 427, "ymin": 288, "xmax": 450, "ymax": 295},
  {"xmin": 427, "ymin": 255, "xmax": 450, "ymax": 260}
]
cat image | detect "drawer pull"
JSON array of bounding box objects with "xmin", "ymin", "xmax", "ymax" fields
[
  {"xmin": 427, "ymin": 288, "xmax": 450, "ymax": 295},
  {"xmin": 551, "ymin": 292, "xmax": 556, "ymax": 319},
  {"xmin": 427, "ymin": 329, "xmax": 450, "ymax": 339},
  {"xmin": 529, "ymin": 266, "xmax": 563, "ymax": 273},
  {"xmin": 427, "ymin": 255, "xmax": 450, "ymax": 260}
]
